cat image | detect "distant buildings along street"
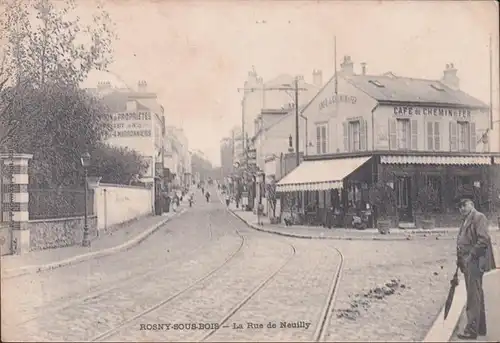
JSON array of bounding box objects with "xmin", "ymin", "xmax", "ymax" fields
[{"xmin": 92, "ymin": 80, "xmax": 165, "ymax": 184}]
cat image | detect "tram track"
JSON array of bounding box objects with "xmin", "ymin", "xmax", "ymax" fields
[
  {"xmin": 8, "ymin": 209, "xmax": 224, "ymax": 329},
  {"xmin": 313, "ymin": 246, "xmax": 345, "ymax": 342},
  {"xmin": 215, "ymin": 190, "xmax": 346, "ymax": 342},
  {"xmin": 197, "ymin": 242, "xmax": 297, "ymax": 342},
  {"xmin": 89, "ymin": 228, "xmax": 248, "ymax": 342}
]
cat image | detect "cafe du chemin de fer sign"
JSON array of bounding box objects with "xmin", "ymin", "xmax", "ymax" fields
[{"xmin": 393, "ymin": 105, "xmax": 474, "ymax": 119}]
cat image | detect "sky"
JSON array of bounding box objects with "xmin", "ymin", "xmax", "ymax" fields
[{"xmin": 75, "ymin": 0, "xmax": 500, "ymax": 166}]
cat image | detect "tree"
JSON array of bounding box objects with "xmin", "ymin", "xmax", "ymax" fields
[
  {"xmin": 414, "ymin": 172, "xmax": 440, "ymax": 220},
  {"xmin": 1, "ymin": 0, "xmax": 116, "ymax": 87},
  {"xmin": 0, "ymin": 0, "xmax": 116, "ymax": 147},
  {"xmin": 0, "ymin": 0, "xmax": 118, "ymax": 187},
  {"xmin": 88, "ymin": 143, "xmax": 150, "ymax": 185}
]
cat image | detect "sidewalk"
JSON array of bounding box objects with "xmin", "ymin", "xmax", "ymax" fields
[
  {"xmin": 226, "ymin": 202, "xmax": 468, "ymax": 241},
  {"xmin": 1, "ymin": 204, "xmax": 187, "ymax": 277},
  {"xmin": 450, "ymin": 270, "xmax": 500, "ymax": 342}
]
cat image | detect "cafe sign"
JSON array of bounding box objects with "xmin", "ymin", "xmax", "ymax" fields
[
  {"xmin": 393, "ymin": 106, "xmax": 471, "ymax": 119},
  {"xmin": 319, "ymin": 94, "xmax": 357, "ymax": 111}
]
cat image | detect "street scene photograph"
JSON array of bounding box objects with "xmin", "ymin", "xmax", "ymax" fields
[{"xmin": 1, "ymin": 0, "xmax": 499, "ymax": 342}]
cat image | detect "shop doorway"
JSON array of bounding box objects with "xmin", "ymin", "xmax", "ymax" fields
[{"xmin": 396, "ymin": 176, "xmax": 413, "ymax": 222}]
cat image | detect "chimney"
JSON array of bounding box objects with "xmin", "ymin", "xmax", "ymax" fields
[
  {"xmin": 340, "ymin": 55, "xmax": 354, "ymax": 75},
  {"xmin": 360, "ymin": 63, "xmax": 367, "ymax": 75},
  {"xmin": 312, "ymin": 69, "xmax": 323, "ymax": 87},
  {"xmin": 441, "ymin": 63, "xmax": 459, "ymax": 90},
  {"xmin": 137, "ymin": 80, "xmax": 147, "ymax": 92}
]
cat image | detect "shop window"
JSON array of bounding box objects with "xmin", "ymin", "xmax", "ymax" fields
[
  {"xmin": 427, "ymin": 122, "xmax": 441, "ymax": 151},
  {"xmin": 316, "ymin": 123, "xmax": 328, "ymax": 154},
  {"xmin": 425, "ymin": 175, "xmax": 442, "ymax": 209},
  {"xmin": 396, "ymin": 178, "xmax": 409, "ymax": 208}
]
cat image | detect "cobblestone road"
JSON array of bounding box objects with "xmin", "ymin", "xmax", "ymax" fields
[{"xmin": 1, "ymin": 188, "xmax": 482, "ymax": 342}]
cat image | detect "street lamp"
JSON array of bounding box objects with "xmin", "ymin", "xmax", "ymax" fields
[{"xmin": 81, "ymin": 152, "xmax": 91, "ymax": 247}]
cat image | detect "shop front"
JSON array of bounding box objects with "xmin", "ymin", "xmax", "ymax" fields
[{"xmin": 276, "ymin": 152, "xmax": 500, "ymax": 228}]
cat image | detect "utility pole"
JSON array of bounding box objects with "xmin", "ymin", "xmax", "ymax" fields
[
  {"xmin": 489, "ymin": 34, "xmax": 493, "ymax": 130},
  {"xmin": 265, "ymin": 79, "xmax": 308, "ymax": 167},
  {"xmin": 294, "ymin": 77, "xmax": 300, "ymax": 166}
]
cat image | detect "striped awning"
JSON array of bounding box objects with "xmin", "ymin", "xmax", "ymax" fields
[
  {"xmin": 276, "ymin": 156, "xmax": 371, "ymax": 192},
  {"xmin": 380, "ymin": 155, "xmax": 492, "ymax": 165}
]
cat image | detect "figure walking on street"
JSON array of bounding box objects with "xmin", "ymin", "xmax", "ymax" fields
[
  {"xmin": 455, "ymin": 196, "xmax": 496, "ymax": 340},
  {"xmin": 205, "ymin": 191, "xmax": 210, "ymax": 203}
]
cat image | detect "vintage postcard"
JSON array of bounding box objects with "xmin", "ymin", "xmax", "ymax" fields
[{"xmin": 1, "ymin": 0, "xmax": 499, "ymax": 341}]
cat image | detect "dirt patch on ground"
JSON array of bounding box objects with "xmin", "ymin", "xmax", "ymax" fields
[{"xmin": 336, "ymin": 278, "xmax": 408, "ymax": 320}]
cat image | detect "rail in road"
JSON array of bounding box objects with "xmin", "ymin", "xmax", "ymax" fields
[
  {"xmin": 90, "ymin": 228, "xmax": 248, "ymax": 342},
  {"xmin": 7, "ymin": 187, "xmax": 346, "ymax": 342},
  {"xmin": 5, "ymin": 209, "xmax": 229, "ymax": 333}
]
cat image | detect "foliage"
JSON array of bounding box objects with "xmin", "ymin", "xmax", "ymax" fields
[
  {"xmin": 488, "ymin": 167, "xmax": 500, "ymax": 213},
  {"xmin": 266, "ymin": 178, "xmax": 277, "ymax": 218},
  {"xmin": 191, "ymin": 152, "xmax": 216, "ymax": 180},
  {"xmin": 88, "ymin": 143, "xmax": 149, "ymax": 185},
  {"xmin": 0, "ymin": 0, "xmax": 116, "ymax": 147},
  {"xmin": 0, "ymin": 0, "xmax": 148, "ymax": 188},
  {"xmin": 368, "ymin": 181, "xmax": 396, "ymax": 220},
  {"xmin": 414, "ymin": 178, "xmax": 440, "ymax": 219},
  {"xmin": 2, "ymin": 81, "xmax": 113, "ymax": 187},
  {"xmin": 0, "ymin": 0, "xmax": 116, "ymax": 87}
]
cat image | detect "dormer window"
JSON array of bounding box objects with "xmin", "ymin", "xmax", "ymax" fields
[
  {"xmin": 369, "ymin": 80, "xmax": 385, "ymax": 88},
  {"xmin": 431, "ymin": 84, "xmax": 445, "ymax": 91}
]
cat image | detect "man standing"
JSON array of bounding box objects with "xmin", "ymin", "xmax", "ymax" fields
[{"xmin": 456, "ymin": 196, "xmax": 496, "ymax": 340}]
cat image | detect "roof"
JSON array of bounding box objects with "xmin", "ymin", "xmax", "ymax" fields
[
  {"xmin": 346, "ymin": 75, "xmax": 488, "ymax": 109},
  {"xmin": 100, "ymin": 91, "xmax": 150, "ymax": 112}
]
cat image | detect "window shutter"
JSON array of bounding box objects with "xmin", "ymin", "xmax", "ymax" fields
[
  {"xmin": 321, "ymin": 126, "xmax": 327, "ymax": 153},
  {"xmin": 360, "ymin": 120, "xmax": 367, "ymax": 151},
  {"xmin": 411, "ymin": 119, "xmax": 418, "ymax": 150},
  {"xmin": 434, "ymin": 122, "xmax": 441, "ymax": 151},
  {"xmin": 343, "ymin": 122, "xmax": 348, "ymax": 152},
  {"xmin": 316, "ymin": 126, "xmax": 321, "ymax": 154},
  {"xmin": 470, "ymin": 122, "xmax": 476, "ymax": 152},
  {"xmin": 389, "ymin": 119, "xmax": 397, "ymax": 150},
  {"xmin": 449, "ymin": 121, "xmax": 458, "ymax": 151},
  {"xmin": 427, "ymin": 122, "xmax": 434, "ymax": 150}
]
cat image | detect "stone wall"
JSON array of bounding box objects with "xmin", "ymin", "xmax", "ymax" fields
[
  {"xmin": 0, "ymin": 223, "xmax": 11, "ymax": 256},
  {"xmin": 28, "ymin": 215, "xmax": 97, "ymax": 251}
]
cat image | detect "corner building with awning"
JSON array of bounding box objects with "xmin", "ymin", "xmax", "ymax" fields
[{"xmin": 276, "ymin": 57, "xmax": 500, "ymax": 228}]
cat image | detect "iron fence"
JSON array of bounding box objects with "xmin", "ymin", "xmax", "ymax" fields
[{"xmin": 29, "ymin": 188, "xmax": 95, "ymax": 220}]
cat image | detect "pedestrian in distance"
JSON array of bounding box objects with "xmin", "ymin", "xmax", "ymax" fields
[
  {"xmin": 225, "ymin": 193, "xmax": 230, "ymax": 207},
  {"xmin": 455, "ymin": 196, "xmax": 496, "ymax": 340},
  {"xmin": 205, "ymin": 191, "xmax": 210, "ymax": 203}
]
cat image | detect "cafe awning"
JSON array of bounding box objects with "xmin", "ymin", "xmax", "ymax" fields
[
  {"xmin": 380, "ymin": 155, "xmax": 492, "ymax": 165},
  {"xmin": 276, "ymin": 156, "xmax": 372, "ymax": 192}
]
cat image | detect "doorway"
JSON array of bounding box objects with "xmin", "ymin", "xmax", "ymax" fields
[{"xmin": 396, "ymin": 176, "xmax": 413, "ymax": 222}]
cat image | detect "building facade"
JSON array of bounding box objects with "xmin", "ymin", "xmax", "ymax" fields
[
  {"xmin": 97, "ymin": 80, "xmax": 165, "ymax": 184},
  {"xmin": 241, "ymin": 69, "xmax": 321, "ymax": 140},
  {"xmin": 220, "ymin": 137, "xmax": 234, "ymax": 179},
  {"xmin": 276, "ymin": 56, "xmax": 500, "ymax": 228},
  {"xmin": 164, "ymin": 126, "xmax": 191, "ymax": 188}
]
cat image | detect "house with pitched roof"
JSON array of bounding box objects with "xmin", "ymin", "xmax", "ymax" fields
[{"xmin": 276, "ymin": 56, "xmax": 500, "ymax": 229}]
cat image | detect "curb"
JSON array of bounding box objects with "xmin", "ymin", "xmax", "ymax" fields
[
  {"xmin": 1, "ymin": 209, "xmax": 187, "ymax": 279},
  {"xmin": 228, "ymin": 209, "xmax": 456, "ymax": 241},
  {"xmin": 423, "ymin": 268, "xmax": 500, "ymax": 342}
]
